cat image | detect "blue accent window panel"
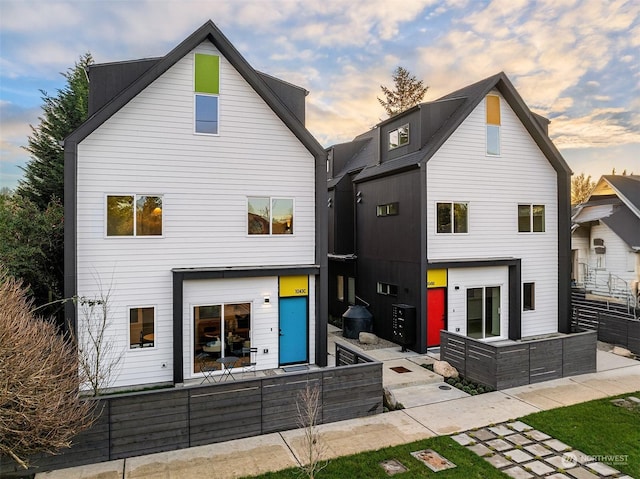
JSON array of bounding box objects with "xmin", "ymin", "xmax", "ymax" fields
[{"xmin": 195, "ymin": 95, "xmax": 218, "ymax": 134}]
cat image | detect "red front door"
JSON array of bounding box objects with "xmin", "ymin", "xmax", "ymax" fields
[{"xmin": 427, "ymin": 288, "xmax": 446, "ymax": 347}]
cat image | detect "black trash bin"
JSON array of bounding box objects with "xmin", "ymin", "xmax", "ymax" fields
[{"xmin": 342, "ymin": 305, "xmax": 373, "ymax": 339}]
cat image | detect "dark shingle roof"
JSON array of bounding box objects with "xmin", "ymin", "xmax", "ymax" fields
[{"xmin": 340, "ymin": 72, "xmax": 571, "ymax": 183}]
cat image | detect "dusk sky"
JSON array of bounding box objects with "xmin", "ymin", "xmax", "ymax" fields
[{"xmin": 1, "ymin": 0, "xmax": 638, "ymax": 190}]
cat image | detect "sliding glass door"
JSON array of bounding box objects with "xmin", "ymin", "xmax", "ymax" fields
[{"xmin": 466, "ymin": 286, "xmax": 500, "ymax": 339}]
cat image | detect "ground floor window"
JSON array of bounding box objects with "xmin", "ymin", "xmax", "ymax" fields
[
  {"xmin": 523, "ymin": 282, "xmax": 535, "ymax": 311},
  {"xmin": 129, "ymin": 306, "xmax": 155, "ymax": 349},
  {"xmin": 466, "ymin": 286, "xmax": 500, "ymax": 339},
  {"xmin": 348, "ymin": 277, "xmax": 355, "ymax": 305},
  {"xmin": 337, "ymin": 275, "xmax": 344, "ymax": 301},
  {"xmin": 193, "ymin": 303, "xmax": 251, "ymax": 374}
]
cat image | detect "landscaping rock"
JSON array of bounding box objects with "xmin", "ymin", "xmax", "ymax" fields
[
  {"xmin": 359, "ymin": 332, "xmax": 379, "ymax": 345},
  {"xmin": 612, "ymin": 346, "xmax": 634, "ymax": 358},
  {"xmin": 383, "ymin": 387, "xmax": 398, "ymax": 410},
  {"xmin": 433, "ymin": 360, "xmax": 459, "ymax": 379}
]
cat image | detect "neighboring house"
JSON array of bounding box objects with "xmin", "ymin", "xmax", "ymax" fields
[
  {"xmin": 64, "ymin": 20, "xmax": 327, "ymax": 389},
  {"xmin": 572, "ymin": 175, "xmax": 640, "ymax": 305},
  {"xmin": 328, "ymin": 72, "xmax": 572, "ymax": 353}
]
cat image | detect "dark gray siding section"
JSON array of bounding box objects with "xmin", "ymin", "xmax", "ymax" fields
[
  {"xmin": 257, "ymin": 72, "xmax": 306, "ymax": 125},
  {"xmin": 355, "ymin": 169, "xmax": 422, "ymax": 345},
  {"xmin": 88, "ymin": 59, "xmax": 160, "ymax": 115}
]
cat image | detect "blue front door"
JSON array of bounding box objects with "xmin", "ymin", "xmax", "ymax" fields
[{"xmin": 279, "ymin": 296, "xmax": 308, "ymax": 365}]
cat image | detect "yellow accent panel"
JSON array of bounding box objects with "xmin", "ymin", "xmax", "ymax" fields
[
  {"xmin": 427, "ymin": 269, "xmax": 447, "ymax": 288},
  {"xmin": 486, "ymin": 95, "xmax": 501, "ymax": 125},
  {"xmin": 279, "ymin": 275, "xmax": 309, "ymax": 297}
]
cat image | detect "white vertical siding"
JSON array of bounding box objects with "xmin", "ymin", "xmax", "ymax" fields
[
  {"xmin": 447, "ymin": 267, "xmax": 509, "ymax": 338},
  {"xmin": 427, "ymin": 90, "xmax": 559, "ymax": 337},
  {"xmin": 76, "ymin": 41, "xmax": 317, "ymax": 388}
]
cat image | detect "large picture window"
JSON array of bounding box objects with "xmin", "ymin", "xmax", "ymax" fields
[
  {"xmin": 436, "ymin": 202, "xmax": 468, "ymax": 234},
  {"xmin": 247, "ymin": 197, "xmax": 294, "ymax": 235},
  {"xmin": 518, "ymin": 204, "xmax": 545, "ymax": 232},
  {"xmin": 107, "ymin": 195, "xmax": 162, "ymax": 236},
  {"xmin": 194, "ymin": 303, "xmax": 251, "ymax": 374},
  {"xmin": 194, "ymin": 53, "xmax": 219, "ymax": 135},
  {"xmin": 129, "ymin": 306, "xmax": 155, "ymax": 349}
]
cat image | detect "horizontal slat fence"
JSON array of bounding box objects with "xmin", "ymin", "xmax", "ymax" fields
[
  {"xmin": 598, "ymin": 313, "xmax": 640, "ymax": 355},
  {"xmin": 441, "ymin": 330, "xmax": 597, "ymax": 390},
  {"xmin": 1, "ymin": 349, "xmax": 382, "ymax": 477}
]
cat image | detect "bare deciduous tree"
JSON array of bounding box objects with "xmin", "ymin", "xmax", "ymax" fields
[
  {"xmin": 296, "ymin": 382, "xmax": 329, "ymax": 479},
  {"xmin": 0, "ymin": 271, "xmax": 95, "ymax": 469},
  {"xmin": 71, "ymin": 279, "xmax": 123, "ymax": 396}
]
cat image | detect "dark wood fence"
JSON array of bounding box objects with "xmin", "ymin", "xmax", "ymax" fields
[
  {"xmin": 1, "ymin": 352, "xmax": 382, "ymax": 477},
  {"xmin": 598, "ymin": 313, "xmax": 640, "ymax": 355},
  {"xmin": 440, "ymin": 330, "xmax": 597, "ymax": 390},
  {"xmin": 335, "ymin": 341, "xmax": 378, "ymax": 365}
]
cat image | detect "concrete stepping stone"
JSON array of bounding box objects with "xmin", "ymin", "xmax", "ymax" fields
[
  {"xmin": 544, "ymin": 438, "xmax": 571, "ymax": 452},
  {"xmin": 525, "ymin": 429, "xmax": 551, "ymax": 441},
  {"xmin": 484, "ymin": 454, "xmax": 513, "ymax": 468},
  {"xmin": 524, "ymin": 460, "xmax": 555, "ymax": 475},
  {"xmin": 524, "ymin": 443, "xmax": 554, "ymax": 457},
  {"xmin": 584, "ymin": 461, "xmax": 620, "ymax": 476},
  {"xmin": 506, "ymin": 433, "xmax": 533, "ymax": 446},
  {"xmin": 467, "ymin": 443, "xmax": 492, "ymax": 456},
  {"xmin": 507, "ymin": 421, "xmax": 533, "ymax": 432},
  {"xmin": 567, "ymin": 466, "xmax": 599, "ymax": 479},
  {"xmin": 470, "ymin": 428, "xmax": 496, "ymax": 441},
  {"xmin": 504, "ymin": 449, "xmax": 533, "ymax": 464},
  {"xmin": 451, "ymin": 433, "xmax": 476, "ymax": 446},
  {"xmin": 502, "ymin": 465, "xmax": 533, "ymax": 479},
  {"xmin": 450, "ymin": 433, "xmax": 474, "ymax": 446},
  {"xmin": 546, "ymin": 474, "xmax": 571, "ymax": 479},
  {"xmin": 545, "ymin": 455, "xmax": 577, "ymax": 469},
  {"xmin": 488, "ymin": 425, "xmax": 513, "ymax": 436},
  {"xmin": 486, "ymin": 438, "xmax": 513, "ymax": 452}
]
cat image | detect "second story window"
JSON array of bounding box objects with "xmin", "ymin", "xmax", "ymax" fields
[
  {"xmin": 518, "ymin": 204, "xmax": 545, "ymax": 232},
  {"xmin": 247, "ymin": 197, "xmax": 294, "ymax": 235},
  {"xmin": 376, "ymin": 202, "xmax": 399, "ymax": 217},
  {"xmin": 486, "ymin": 95, "xmax": 500, "ymax": 155},
  {"xmin": 389, "ymin": 124, "xmax": 409, "ymax": 150},
  {"xmin": 106, "ymin": 195, "xmax": 163, "ymax": 237},
  {"xmin": 436, "ymin": 202, "xmax": 468, "ymax": 234},
  {"xmin": 194, "ymin": 53, "xmax": 219, "ymax": 134}
]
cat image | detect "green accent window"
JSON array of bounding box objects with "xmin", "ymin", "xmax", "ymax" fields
[
  {"xmin": 194, "ymin": 54, "xmax": 220, "ymax": 134},
  {"xmin": 195, "ymin": 54, "xmax": 219, "ymax": 94}
]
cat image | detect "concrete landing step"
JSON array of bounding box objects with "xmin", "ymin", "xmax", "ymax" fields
[{"xmin": 383, "ymin": 358, "xmax": 442, "ymax": 388}]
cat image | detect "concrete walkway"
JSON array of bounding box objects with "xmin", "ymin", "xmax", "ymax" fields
[{"xmin": 38, "ymin": 347, "xmax": 640, "ymax": 479}]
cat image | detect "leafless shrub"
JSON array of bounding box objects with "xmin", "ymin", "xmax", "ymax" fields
[
  {"xmin": 70, "ymin": 278, "xmax": 123, "ymax": 396},
  {"xmin": 296, "ymin": 382, "xmax": 329, "ymax": 479},
  {"xmin": 0, "ymin": 271, "xmax": 95, "ymax": 469}
]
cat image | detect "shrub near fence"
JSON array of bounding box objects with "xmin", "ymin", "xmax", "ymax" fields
[
  {"xmin": 441, "ymin": 330, "xmax": 597, "ymax": 390},
  {"xmin": 1, "ymin": 347, "xmax": 382, "ymax": 477}
]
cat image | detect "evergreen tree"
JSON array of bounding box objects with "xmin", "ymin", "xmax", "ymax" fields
[
  {"xmin": 378, "ymin": 66, "xmax": 429, "ymax": 117},
  {"xmin": 17, "ymin": 53, "xmax": 92, "ymax": 210}
]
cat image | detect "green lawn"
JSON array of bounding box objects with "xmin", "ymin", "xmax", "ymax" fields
[
  {"xmin": 248, "ymin": 436, "xmax": 508, "ymax": 478},
  {"xmin": 248, "ymin": 391, "xmax": 640, "ymax": 479},
  {"xmin": 521, "ymin": 391, "xmax": 640, "ymax": 478}
]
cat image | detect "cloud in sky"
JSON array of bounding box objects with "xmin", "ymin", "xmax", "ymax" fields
[{"xmin": 0, "ymin": 0, "xmax": 638, "ymax": 189}]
